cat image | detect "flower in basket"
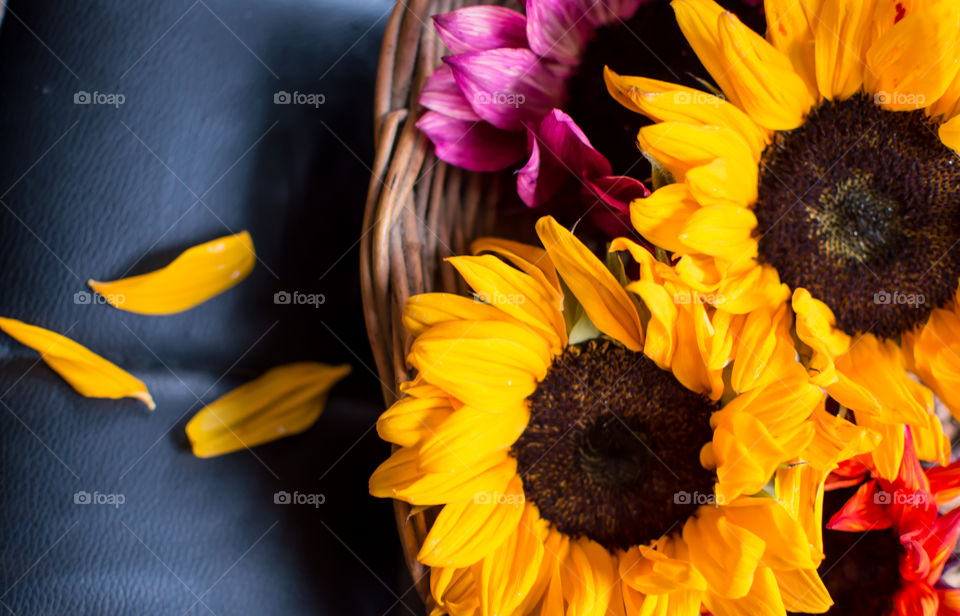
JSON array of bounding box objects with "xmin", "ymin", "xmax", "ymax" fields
[
  {"xmin": 369, "ymin": 215, "xmax": 862, "ymax": 616},
  {"xmin": 604, "ymin": 0, "xmax": 960, "ymax": 482}
]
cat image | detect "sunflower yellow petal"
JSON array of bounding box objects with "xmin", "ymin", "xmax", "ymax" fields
[
  {"xmin": 470, "ymin": 237, "xmax": 562, "ymax": 295},
  {"xmin": 637, "ymin": 123, "xmax": 757, "ymax": 182},
  {"xmin": 0, "ymin": 317, "xmax": 155, "ymax": 409},
  {"xmin": 803, "ymin": 404, "xmax": 881, "ymax": 470},
  {"xmin": 682, "ymin": 505, "xmax": 764, "ymax": 599},
  {"xmin": 630, "ymin": 184, "xmax": 702, "ymax": 254},
  {"xmin": 672, "ymin": 300, "xmax": 721, "ymax": 398},
  {"xmin": 855, "ymin": 414, "xmax": 904, "ymax": 480},
  {"xmin": 409, "ymin": 320, "xmax": 552, "ymax": 413},
  {"xmin": 792, "ymin": 287, "xmax": 851, "ymax": 387},
  {"xmin": 679, "ymin": 205, "xmax": 758, "ymax": 263},
  {"xmin": 478, "ymin": 504, "xmax": 544, "ymax": 616},
  {"xmin": 731, "ymin": 303, "xmax": 796, "ymax": 393},
  {"xmin": 561, "ymin": 538, "xmax": 618, "ymax": 616},
  {"xmin": 720, "ymin": 498, "xmax": 818, "ymax": 570},
  {"xmin": 672, "ymin": 0, "xmax": 742, "ymax": 107},
  {"xmin": 703, "ymin": 566, "xmax": 785, "ymax": 616},
  {"xmin": 376, "ymin": 394, "xmax": 455, "ymax": 447},
  {"xmin": 625, "ymin": 280, "xmax": 678, "ymax": 369},
  {"xmin": 417, "ymin": 476, "xmax": 525, "ymax": 567},
  {"xmin": 418, "ymin": 404, "xmax": 529, "ymax": 473},
  {"xmin": 940, "ymin": 114, "xmax": 960, "ymax": 151},
  {"xmin": 447, "ymin": 254, "xmax": 566, "ymax": 352},
  {"xmin": 773, "ymin": 568, "xmax": 832, "ymax": 614},
  {"xmin": 431, "ymin": 566, "xmax": 480, "ymax": 616},
  {"xmin": 369, "ymin": 447, "xmax": 516, "ymax": 505},
  {"xmin": 764, "ymin": 0, "xmax": 819, "ymax": 98},
  {"xmin": 185, "ymin": 362, "xmax": 349, "ymax": 457},
  {"xmin": 88, "ymin": 231, "xmax": 255, "ymax": 315},
  {"xmin": 866, "ymin": 3, "xmax": 960, "ymax": 111},
  {"xmin": 536, "ymin": 216, "xmax": 644, "ymax": 350},
  {"xmin": 603, "ymin": 67, "xmax": 769, "ymax": 155},
  {"xmin": 715, "ymin": 264, "xmax": 790, "ymax": 314},
  {"xmin": 717, "ymin": 9, "xmax": 815, "ymax": 130},
  {"xmin": 619, "ymin": 538, "xmax": 707, "ymax": 594},
  {"xmin": 775, "ymin": 462, "xmax": 826, "ymax": 560},
  {"xmin": 403, "ymin": 293, "xmax": 508, "ymax": 337},
  {"xmin": 814, "ymin": 0, "xmax": 876, "ymax": 101},
  {"xmin": 686, "ymin": 158, "xmax": 758, "ymax": 208}
]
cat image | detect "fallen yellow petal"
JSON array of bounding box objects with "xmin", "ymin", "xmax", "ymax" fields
[
  {"xmin": 186, "ymin": 362, "xmax": 350, "ymax": 457},
  {"xmin": 88, "ymin": 231, "xmax": 255, "ymax": 315},
  {"xmin": 0, "ymin": 317, "xmax": 155, "ymax": 409}
]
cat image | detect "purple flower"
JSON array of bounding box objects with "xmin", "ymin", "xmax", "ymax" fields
[{"xmin": 416, "ymin": 0, "xmax": 650, "ymax": 232}]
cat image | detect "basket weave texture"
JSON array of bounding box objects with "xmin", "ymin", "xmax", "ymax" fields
[{"xmin": 360, "ymin": 0, "xmax": 517, "ymax": 609}]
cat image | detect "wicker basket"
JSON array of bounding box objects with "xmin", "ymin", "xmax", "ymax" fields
[{"xmin": 360, "ymin": 0, "xmax": 526, "ymax": 609}]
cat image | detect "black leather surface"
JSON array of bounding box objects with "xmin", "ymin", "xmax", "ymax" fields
[{"xmin": 0, "ymin": 1, "xmax": 416, "ymax": 614}]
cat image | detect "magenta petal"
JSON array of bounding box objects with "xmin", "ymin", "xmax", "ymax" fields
[
  {"xmin": 525, "ymin": 0, "xmax": 592, "ymax": 65},
  {"xmin": 416, "ymin": 111, "xmax": 526, "ymax": 172},
  {"xmin": 444, "ymin": 49, "xmax": 567, "ymax": 131},
  {"xmin": 585, "ymin": 0, "xmax": 645, "ymax": 28},
  {"xmin": 582, "ymin": 175, "xmax": 650, "ymax": 237},
  {"xmin": 516, "ymin": 109, "xmax": 611, "ymax": 207},
  {"xmin": 420, "ymin": 65, "xmax": 480, "ymax": 121},
  {"xmin": 433, "ymin": 6, "xmax": 528, "ymax": 55}
]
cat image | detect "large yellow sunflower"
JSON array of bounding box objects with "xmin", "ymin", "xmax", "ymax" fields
[
  {"xmin": 370, "ymin": 216, "xmax": 842, "ymax": 616},
  {"xmin": 604, "ymin": 0, "xmax": 959, "ymax": 481}
]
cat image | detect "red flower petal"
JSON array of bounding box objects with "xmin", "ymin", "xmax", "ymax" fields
[{"xmin": 828, "ymin": 480, "xmax": 894, "ymax": 531}]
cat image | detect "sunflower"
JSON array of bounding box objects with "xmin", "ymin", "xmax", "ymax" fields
[
  {"xmin": 604, "ymin": 0, "xmax": 959, "ymax": 480},
  {"xmin": 370, "ymin": 215, "xmax": 838, "ymax": 616},
  {"xmin": 779, "ymin": 433, "xmax": 960, "ymax": 615}
]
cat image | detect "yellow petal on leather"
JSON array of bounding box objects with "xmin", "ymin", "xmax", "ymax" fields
[
  {"xmin": 369, "ymin": 447, "xmax": 516, "ymax": 505},
  {"xmin": 764, "ymin": 0, "xmax": 818, "ymax": 98},
  {"xmin": 686, "ymin": 158, "xmax": 758, "ymax": 208},
  {"xmin": 717, "ymin": 9, "xmax": 815, "ymax": 130},
  {"xmin": 478, "ymin": 504, "xmax": 544, "ymax": 616},
  {"xmin": 814, "ymin": 0, "xmax": 876, "ymax": 101},
  {"xmin": 561, "ymin": 538, "xmax": 618, "ymax": 616},
  {"xmin": 447, "ymin": 255, "xmax": 566, "ymax": 352},
  {"xmin": 418, "ymin": 404, "xmax": 529, "ymax": 473},
  {"xmin": 720, "ymin": 498, "xmax": 818, "ymax": 570},
  {"xmin": 940, "ymin": 114, "xmax": 960, "ymax": 152},
  {"xmin": 630, "ymin": 184, "xmax": 701, "ymax": 254},
  {"xmin": 409, "ymin": 320, "xmax": 552, "ymax": 413},
  {"xmin": 679, "ymin": 205, "xmax": 758, "ymax": 263},
  {"xmin": 682, "ymin": 506, "xmax": 765, "ymax": 599},
  {"xmin": 0, "ymin": 317, "xmax": 155, "ymax": 409},
  {"xmin": 536, "ymin": 216, "xmax": 644, "ymax": 351},
  {"xmin": 774, "ymin": 568, "xmax": 832, "ymax": 614},
  {"xmin": 626, "ymin": 279, "xmax": 678, "ymax": 369},
  {"xmin": 88, "ymin": 231, "xmax": 255, "ymax": 315},
  {"xmin": 703, "ymin": 565, "xmax": 785, "ymax": 616},
  {"xmin": 672, "ymin": 0, "xmax": 742, "ymax": 107},
  {"xmin": 470, "ymin": 237, "xmax": 562, "ymax": 296},
  {"xmin": 637, "ymin": 123, "xmax": 757, "ymax": 182},
  {"xmin": 866, "ymin": 3, "xmax": 960, "ymax": 110},
  {"xmin": 185, "ymin": 362, "xmax": 349, "ymax": 457},
  {"xmin": 417, "ymin": 476, "xmax": 525, "ymax": 568},
  {"xmin": 376, "ymin": 394, "xmax": 455, "ymax": 447},
  {"xmin": 603, "ymin": 67, "xmax": 769, "ymax": 156},
  {"xmin": 403, "ymin": 293, "xmax": 508, "ymax": 337}
]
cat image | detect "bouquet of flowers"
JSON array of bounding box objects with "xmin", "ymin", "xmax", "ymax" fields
[{"xmin": 368, "ymin": 0, "xmax": 960, "ymax": 614}]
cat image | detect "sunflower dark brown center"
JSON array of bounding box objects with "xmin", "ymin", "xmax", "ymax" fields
[
  {"xmin": 789, "ymin": 488, "xmax": 904, "ymax": 616},
  {"xmin": 511, "ymin": 339, "xmax": 717, "ymax": 551},
  {"xmin": 755, "ymin": 93, "xmax": 960, "ymax": 339}
]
